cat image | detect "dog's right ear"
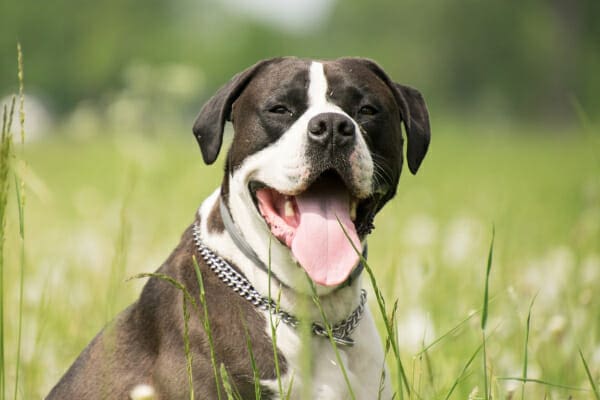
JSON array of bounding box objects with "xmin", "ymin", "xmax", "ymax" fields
[{"xmin": 192, "ymin": 59, "xmax": 276, "ymax": 165}]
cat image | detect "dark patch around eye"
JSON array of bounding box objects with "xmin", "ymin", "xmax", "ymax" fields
[
  {"xmin": 359, "ymin": 105, "xmax": 378, "ymax": 115},
  {"xmin": 269, "ymin": 105, "xmax": 292, "ymax": 114}
]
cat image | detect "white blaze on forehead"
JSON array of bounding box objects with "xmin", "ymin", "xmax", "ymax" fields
[
  {"xmin": 224, "ymin": 59, "xmax": 374, "ymax": 292},
  {"xmin": 308, "ymin": 62, "xmax": 329, "ymax": 107}
]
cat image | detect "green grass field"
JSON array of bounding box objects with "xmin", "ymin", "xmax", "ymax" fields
[{"xmin": 2, "ymin": 119, "xmax": 599, "ymax": 398}]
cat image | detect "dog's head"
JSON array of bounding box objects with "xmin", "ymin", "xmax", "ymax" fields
[{"xmin": 193, "ymin": 57, "xmax": 430, "ymax": 290}]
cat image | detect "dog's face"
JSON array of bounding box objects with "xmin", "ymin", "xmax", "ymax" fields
[{"xmin": 193, "ymin": 57, "xmax": 430, "ymax": 291}]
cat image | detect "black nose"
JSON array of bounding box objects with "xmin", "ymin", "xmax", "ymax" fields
[{"xmin": 307, "ymin": 113, "xmax": 355, "ymax": 148}]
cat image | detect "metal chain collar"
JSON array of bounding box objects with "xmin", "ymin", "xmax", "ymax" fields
[{"xmin": 192, "ymin": 223, "xmax": 367, "ymax": 346}]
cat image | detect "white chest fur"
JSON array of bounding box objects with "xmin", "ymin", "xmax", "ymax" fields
[
  {"xmin": 198, "ymin": 191, "xmax": 392, "ymax": 399},
  {"xmin": 261, "ymin": 306, "xmax": 391, "ymax": 400}
]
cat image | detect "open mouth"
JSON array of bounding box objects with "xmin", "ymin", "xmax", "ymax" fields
[{"xmin": 249, "ymin": 171, "xmax": 372, "ymax": 287}]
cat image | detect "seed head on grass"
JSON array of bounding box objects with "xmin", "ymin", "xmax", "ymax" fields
[
  {"xmin": 0, "ymin": 77, "xmax": 17, "ymax": 400},
  {"xmin": 14, "ymin": 42, "xmax": 27, "ymax": 400}
]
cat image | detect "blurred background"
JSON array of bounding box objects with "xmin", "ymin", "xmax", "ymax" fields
[
  {"xmin": 2, "ymin": 0, "xmax": 600, "ymax": 134},
  {"xmin": 1, "ymin": 0, "xmax": 599, "ymax": 398}
]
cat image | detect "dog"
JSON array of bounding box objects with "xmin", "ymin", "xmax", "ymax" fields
[{"xmin": 47, "ymin": 57, "xmax": 430, "ymax": 399}]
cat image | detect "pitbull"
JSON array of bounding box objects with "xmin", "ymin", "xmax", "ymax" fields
[{"xmin": 47, "ymin": 57, "xmax": 430, "ymax": 399}]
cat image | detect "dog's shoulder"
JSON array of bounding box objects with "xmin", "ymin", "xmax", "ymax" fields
[{"xmin": 135, "ymin": 220, "xmax": 285, "ymax": 397}]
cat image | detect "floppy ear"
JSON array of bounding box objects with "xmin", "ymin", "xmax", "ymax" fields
[
  {"xmin": 192, "ymin": 59, "xmax": 277, "ymax": 164},
  {"xmin": 393, "ymin": 84, "xmax": 431, "ymax": 174},
  {"xmin": 341, "ymin": 58, "xmax": 431, "ymax": 174}
]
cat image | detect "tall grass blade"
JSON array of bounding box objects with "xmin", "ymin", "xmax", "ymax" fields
[
  {"xmin": 219, "ymin": 364, "xmax": 237, "ymax": 400},
  {"xmin": 13, "ymin": 43, "xmax": 27, "ymax": 400},
  {"xmin": 415, "ymin": 310, "xmax": 479, "ymax": 356},
  {"xmin": 521, "ymin": 294, "xmax": 537, "ymax": 400},
  {"xmin": 130, "ymin": 272, "xmax": 198, "ymax": 400},
  {"xmin": 379, "ymin": 334, "xmax": 392, "ymax": 400},
  {"xmin": 191, "ymin": 256, "xmax": 222, "ymax": 400},
  {"xmin": 444, "ymin": 344, "xmax": 483, "ymax": 400},
  {"xmin": 296, "ymin": 269, "xmax": 313, "ymax": 399},
  {"xmin": 336, "ymin": 217, "xmax": 409, "ymax": 398},
  {"xmin": 182, "ymin": 287, "xmax": 194, "ymax": 400},
  {"xmin": 266, "ymin": 237, "xmax": 285, "ymax": 398},
  {"xmin": 13, "ymin": 176, "xmax": 25, "ymax": 400},
  {"xmin": 381, "ymin": 301, "xmax": 397, "ymax": 399},
  {"xmin": 481, "ymin": 227, "xmax": 495, "ymax": 400},
  {"xmin": 481, "ymin": 226, "xmax": 494, "ymax": 331},
  {"xmin": 241, "ymin": 320, "xmax": 262, "ymax": 400},
  {"xmin": 284, "ymin": 373, "xmax": 295, "ymax": 400},
  {"xmin": 307, "ymin": 278, "xmax": 356, "ymax": 400},
  {"xmin": 579, "ymin": 348, "xmax": 600, "ymax": 400},
  {"xmin": 17, "ymin": 43, "xmax": 25, "ymax": 147},
  {"xmin": 497, "ymin": 377, "xmax": 589, "ymax": 392},
  {"xmin": 481, "ymin": 332, "xmax": 488, "ymax": 400},
  {"xmin": 0, "ymin": 95, "xmax": 16, "ymax": 400}
]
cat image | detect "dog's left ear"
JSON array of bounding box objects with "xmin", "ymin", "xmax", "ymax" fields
[
  {"xmin": 192, "ymin": 59, "xmax": 278, "ymax": 165},
  {"xmin": 392, "ymin": 83, "xmax": 431, "ymax": 174}
]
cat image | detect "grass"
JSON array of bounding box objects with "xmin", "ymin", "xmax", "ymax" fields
[
  {"xmin": 580, "ymin": 349, "xmax": 600, "ymax": 400},
  {"xmin": 307, "ymin": 278, "xmax": 357, "ymax": 399},
  {"xmin": 2, "ymin": 126, "xmax": 598, "ymax": 398},
  {"xmin": 339, "ymin": 217, "xmax": 410, "ymax": 398},
  {"xmin": 2, "ymin": 43, "xmax": 27, "ymax": 400},
  {"xmin": 130, "ymin": 271, "xmax": 198, "ymax": 399},
  {"xmin": 520, "ymin": 293, "xmax": 537, "ymax": 398},
  {"xmin": 443, "ymin": 343, "xmax": 482, "ymax": 400},
  {"xmin": 266, "ymin": 238, "xmax": 286, "ymax": 399},
  {"xmin": 192, "ymin": 255, "xmax": 221, "ymax": 400},
  {"xmin": 0, "ymin": 94, "xmax": 15, "ymax": 400},
  {"xmin": 480, "ymin": 228, "xmax": 494, "ymax": 400},
  {"xmin": 0, "ymin": 65, "xmax": 599, "ymax": 397},
  {"xmin": 4, "ymin": 123, "xmax": 600, "ymax": 399},
  {"xmin": 13, "ymin": 43, "xmax": 26, "ymax": 400}
]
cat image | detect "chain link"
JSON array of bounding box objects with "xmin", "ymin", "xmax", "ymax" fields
[{"xmin": 192, "ymin": 223, "xmax": 366, "ymax": 346}]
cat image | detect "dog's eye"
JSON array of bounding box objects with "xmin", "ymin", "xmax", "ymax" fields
[
  {"xmin": 269, "ymin": 105, "xmax": 292, "ymax": 115},
  {"xmin": 358, "ymin": 105, "xmax": 378, "ymax": 116}
]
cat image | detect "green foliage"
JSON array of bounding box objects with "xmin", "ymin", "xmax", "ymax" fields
[
  {"xmin": 307, "ymin": 278, "xmax": 357, "ymax": 399},
  {"xmin": 2, "ymin": 0, "xmax": 599, "ymax": 122},
  {"xmin": 338, "ymin": 217, "xmax": 409, "ymax": 398},
  {"xmin": 0, "ymin": 94, "xmax": 15, "ymax": 400},
  {"xmin": 193, "ymin": 256, "xmax": 222, "ymax": 400},
  {"xmin": 0, "ymin": 103, "xmax": 598, "ymax": 398},
  {"xmin": 580, "ymin": 349, "xmax": 600, "ymax": 400},
  {"xmin": 1, "ymin": 32, "xmax": 599, "ymax": 397},
  {"xmin": 1, "ymin": 43, "xmax": 28, "ymax": 400},
  {"xmin": 1, "ymin": 126, "xmax": 594, "ymax": 397}
]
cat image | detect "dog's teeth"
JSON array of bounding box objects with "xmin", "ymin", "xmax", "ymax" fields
[
  {"xmin": 350, "ymin": 200, "xmax": 357, "ymax": 221},
  {"xmin": 284, "ymin": 198, "xmax": 295, "ymax": 218}
]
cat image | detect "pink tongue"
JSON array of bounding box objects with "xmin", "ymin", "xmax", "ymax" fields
[{"xmin": 292, "ymin": 184, "xmax": 362, "ymax": 287}]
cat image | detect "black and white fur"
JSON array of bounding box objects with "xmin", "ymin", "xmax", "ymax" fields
[{"xmin": 47, "ymin": 57, "xmax": 430, "ymax": 400}]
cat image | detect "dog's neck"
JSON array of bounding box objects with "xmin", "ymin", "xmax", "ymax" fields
[{"xmin": 196, "ymin": 188, "xmax": 365, "ymax": 325}]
